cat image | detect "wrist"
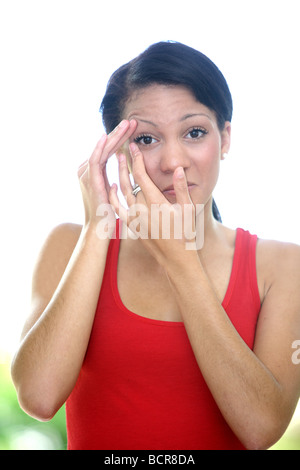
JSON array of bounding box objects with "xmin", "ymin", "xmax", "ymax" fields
[
  {"xmin": 83, "ymin": 214, "xmax": 116, "ymax": 242},
  {"xmin": 80, "ymin": 219, "xmax": 115, "ymax": 253},
  {"xmin": 163, "ymin": 248, "xmax": 203, "ymax": 278}
]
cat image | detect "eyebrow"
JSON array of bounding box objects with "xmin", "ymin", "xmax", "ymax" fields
[
  {"xmin": 135, "ymin": 118, "xmax": 158, "ymax": 127},
  {"xmin": 129, "ymin": 113, "xmax": 212, "ymax": 127},
  {"xmin": 180, "ymin": 113, "xmax": 212, "ymax": 121}
]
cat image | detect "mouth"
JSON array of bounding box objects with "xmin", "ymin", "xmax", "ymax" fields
[{"xmin": 162, "ymin": 183, "xmax": 196, "ymax": 196}]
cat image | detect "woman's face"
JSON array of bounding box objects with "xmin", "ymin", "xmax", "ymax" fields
[{"xmin": 122, "ymin": 84, "xmax": 231, "ymax": 207}]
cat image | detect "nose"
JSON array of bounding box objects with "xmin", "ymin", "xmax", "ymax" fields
[{"xmin": 159, "ymin": 139, "xmax": 190, "ymax": 173}]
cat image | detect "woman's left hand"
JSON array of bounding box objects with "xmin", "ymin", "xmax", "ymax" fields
[{"xmin": 109, "ymin": 142, "xmax": 201, "ymax": 268}]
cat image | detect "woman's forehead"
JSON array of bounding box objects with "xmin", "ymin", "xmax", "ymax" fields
[{"xmin": 123, "ymin": 84, "xmax": 215, "ymax": 124}]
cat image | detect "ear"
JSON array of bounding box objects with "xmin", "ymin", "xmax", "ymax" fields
[{"xmin": 220, "ymin": 121, "xmax": 231, "ymax": 160}]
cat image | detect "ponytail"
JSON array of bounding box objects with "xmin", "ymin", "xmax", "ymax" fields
[{"xmin": 212, "ymin": 199, "xmax": 222, "ymax": 223}]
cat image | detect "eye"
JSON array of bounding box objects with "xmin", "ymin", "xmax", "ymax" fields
[
  {"xmin": 134, "ymin": 134, "xmax": 158, "ymax": 146},
  {"xmin": 186, "ymin": 127, "xmax": 208, "ymax": 139}
]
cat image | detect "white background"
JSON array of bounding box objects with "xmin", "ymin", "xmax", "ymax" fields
[{"xmin": 1, "ymin": 0, "xmax": 300, "ymax": 355}]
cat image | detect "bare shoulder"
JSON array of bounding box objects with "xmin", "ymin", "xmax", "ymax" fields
[
  {"xmin": 256, "ymin": 236, "xmax": 300, "ymax": 298},
  {"xmin": 33, "ymin": 223, "xmax": 83, "ymax": 283},
  {"xmin": 36, "ymin": 222, "xmax": 83, "ymax": 259},
  {"xmin": 257, "ymin": 235, "xmax": 300, "ymax": 262},
  {"xmin": 21, "ymin": 223, "xmax": 83, "ymax": 339},
  {"xmin": 42, "ymin": 222, "xmax": 83, "ymax": 246}
]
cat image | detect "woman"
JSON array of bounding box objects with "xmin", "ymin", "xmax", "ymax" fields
[{"xmin": 11, "ymin": 41, "xmax": 300, "ymax": 450}]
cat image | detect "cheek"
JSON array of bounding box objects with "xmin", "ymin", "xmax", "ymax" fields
[
  {"xmin": 125, "ymin": 147, "xmax": 160, "ymax": 184},
  {"xmin": 140, "ymin": 152, "xmax": 161, "ymax": 179},
  {"xmin": 190, "ymin": 144, "xmax": 221, "ymax": 200},
  {"xmin": 202, "ymin": 147, "xmax": 221, "ymax": 189},
  {"xmin": 192, "ymin": 142, "xmax": 220, "ymax": 173},
  {"xmin": 202, "ymin": 136, "xmax": 221, "ymax": 158}
]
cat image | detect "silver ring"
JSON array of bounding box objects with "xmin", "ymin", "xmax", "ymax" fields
[{"xmin": 132, "ymin": 184, "xmax": 142, "ymax": 197}]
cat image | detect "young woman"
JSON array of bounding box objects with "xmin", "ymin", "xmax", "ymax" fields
[{"xmin": 11, "ymin": 41, "xmax": 300, "ymax": 450}]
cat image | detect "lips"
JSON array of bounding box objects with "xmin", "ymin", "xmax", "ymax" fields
[
  {"xmin": 162, "ymin": 183, "xmax": 196, "ymax": 193},
  {"xmin": 163, "ymin": 184, "xmax": 175, "ymax": 192}
]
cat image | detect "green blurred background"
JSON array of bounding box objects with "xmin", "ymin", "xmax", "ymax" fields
[
  {"xmin": 1, "ymin": 357, "xmax": 299, "ymax": 450},
  {"xmin": 1, "ymin": 360, "xmax": 67, "ymax": 450}
]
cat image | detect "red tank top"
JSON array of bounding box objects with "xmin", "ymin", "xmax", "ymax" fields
[{"xmin": 66, "ymin": 221, "xmax": 261, "ymax": 450}]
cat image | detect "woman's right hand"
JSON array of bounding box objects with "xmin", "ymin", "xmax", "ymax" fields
[{"xmin": 78, "ymin": 119, "xmax": 137, "ymax": 234}]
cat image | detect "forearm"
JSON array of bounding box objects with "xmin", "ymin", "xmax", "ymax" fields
[
  {"xmin": 11, "ymin": 226, "xmax": 110, "ymax": 420},
  {"xmin": 165, "ymin": 257, "xmax": 284, "ymax": 449}
]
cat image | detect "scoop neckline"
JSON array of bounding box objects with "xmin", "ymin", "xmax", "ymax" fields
[{"xmin": 110, "ymin": 220, "xmax": 240, "ymax": 326}]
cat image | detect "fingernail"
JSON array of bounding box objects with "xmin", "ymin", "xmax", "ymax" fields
[
  {"xmin": 176, "ymin": 167, "xmax": 184, "ymax": 178},
  {"xmin": 99, "ymin": 134, "xmax": 107, "ymax": 144},
  {"xmin": 119, "ymin": 120, "xmax": 127, "ymax": 128},
  {"xmin": 129, "ymin": 142, "xmax": 138, "ymax": 155}
]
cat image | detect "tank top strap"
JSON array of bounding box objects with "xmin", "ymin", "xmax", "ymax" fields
[
  {"xmin": 247, "ymin": 230, "xmax": 261, "ymax": 308},
  {"xmin": 107, "ymin": 221, "xmax": 260, "ymax": 315},
  {"xmin": 223, "ymin": 228, "xmax": 260, "ymax": 312}
]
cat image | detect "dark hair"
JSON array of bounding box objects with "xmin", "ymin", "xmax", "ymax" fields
[{"xmin": 100, "ymin": 41, "xmax": 233, "ymax": 222}]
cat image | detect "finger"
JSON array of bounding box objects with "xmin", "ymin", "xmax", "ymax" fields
[
  {"xmin": 103, "ymin": 167, "xmax": 111, "ymax": 195},
  {"xmin": 173, "ymin": 167, "xmax": 196, "ymax": 241},
  {"xmin": 88, "ymin": 120, "xmax": 131, "ymax": 169},
  {"xmin": 86, "ymin": 134, "xmax": 109, "ymax": 192},
  {"xmin": 99, "ymin": 119, "xmax": 138, "ymax": 166},
  {"xmin": 78, "ymin": 159, "xmax": 88, "ymax": 169},
  {"xmin": 88, "ymin": 134, "xmax": 108, "ymax": 167},
  {"xmin": 77, "ymin": 160, "xmax": 88, "ymax": 178},
  {"xmin": 118, "ymin": 153, "xmax": 137, "ymax": 206},
  {"xmin": 173, "ymin": 166, "xmax": 193, "ymax": 206},
  {"xmin": 129, "ymin": 143, "xmax": 164, "ymax": 204},
  {"xmin": 109, "ymin": 183, "xmax": 128, "ymax": 222}
]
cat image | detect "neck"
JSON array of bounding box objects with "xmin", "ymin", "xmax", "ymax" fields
[
  {"xmin": 201, "ymin": 196, "xmax": 220, "ymax": 238},
  {"xmin": 194, "ymin": 196, "xmax": 229, "ymax": 259}
]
